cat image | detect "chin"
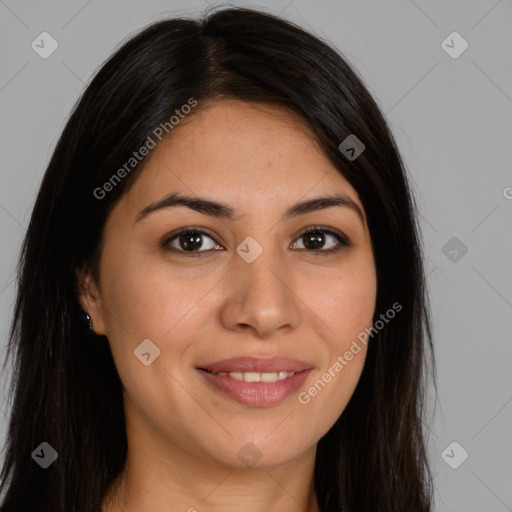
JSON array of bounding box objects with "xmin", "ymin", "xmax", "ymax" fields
[{"xmin": 211, "ymin": 438, "xmax": 310, "ymax": 470}]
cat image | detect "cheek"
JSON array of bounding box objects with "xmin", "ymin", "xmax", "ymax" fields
[
  {"xmin": 325, "ymin": 282, "xmax": 376, "ymax": 341},
  {"xmin": 300, "ymin": 257, "xmax": 376, "ymax": 400},
  {"xmin": 308, "ymin": 260, "xmax": 377, "ymax": 346},
  {"xmin": 99, "ymin": 248, "xmax": 220, "ymax": 355},
  {"xmin": 295, "ymin": 269, "xmax": 375, "ymax": 435}
]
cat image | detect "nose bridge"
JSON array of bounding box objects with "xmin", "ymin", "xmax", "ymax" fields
[
  {"xmin": 242, "ymin": 245, "xmax": 286, "ymax": 299},
  {"xmin": 220, "ymin": 236, "xmax": 300, "ymax": 336}
]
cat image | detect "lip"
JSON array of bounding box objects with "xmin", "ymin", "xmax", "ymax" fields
[{"xmin": 195, "ymin": 357, "xmax": 313, "ymax": 407}]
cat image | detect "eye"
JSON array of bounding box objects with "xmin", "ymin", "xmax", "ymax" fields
[
  {"xmin": 161, "ymin": 225, "xmax": 350, "ymax": 256},
  {"xmin": 291, "ymin": 226, "xmax": 350, "ymax": 254},
  {"xmin": 161, "ymin": 228, "xmax": 223, "ymax": 254}
]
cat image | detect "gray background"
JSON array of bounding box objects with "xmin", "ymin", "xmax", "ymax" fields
[{"xmin": 1, "ymin": 1, "xmax": 511, "ymax": 510}]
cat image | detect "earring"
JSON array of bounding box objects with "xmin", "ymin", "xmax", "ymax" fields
[{"xmin": 82, "ymin": 311, "xmax": 95, "ymax": 334}]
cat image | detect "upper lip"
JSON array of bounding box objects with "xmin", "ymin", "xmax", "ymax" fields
[{"xmin": 197, "ymin": 357, "xmax": 313, "ymax": 373}]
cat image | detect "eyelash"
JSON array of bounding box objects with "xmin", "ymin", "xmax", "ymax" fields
[{"xmin": 161, "ymin": 225, "xmax": 351, "ymax": 256}]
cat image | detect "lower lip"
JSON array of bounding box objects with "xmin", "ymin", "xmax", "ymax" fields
[{"xmin": 197, "ymin": 369, "xmax": 312, "ymax": 406}]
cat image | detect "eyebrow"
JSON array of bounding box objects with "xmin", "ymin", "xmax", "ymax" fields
[{"xmin": 135, "ymin": 191, "xmax": 365, "ymax": 225}]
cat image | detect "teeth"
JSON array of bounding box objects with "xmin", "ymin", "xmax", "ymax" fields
[
  {"xmin": 243, "ymin": 372, "xmax": 260, "ymax": 382},
  {"xmin": 211, "ymin": 370, "xmax": 295, "ymax": 382}
]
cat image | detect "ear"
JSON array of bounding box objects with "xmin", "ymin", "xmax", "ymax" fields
[{"xmin": 76, "ymin": 265, "xmax": 106, "ymax": 336}]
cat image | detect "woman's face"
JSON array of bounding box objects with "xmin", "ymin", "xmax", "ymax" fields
[{"xmin": 81, "ymin": 100, "xmax": 377, "ymax": 469}]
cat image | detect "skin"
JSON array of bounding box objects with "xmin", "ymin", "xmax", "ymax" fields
[{"xmin": 78, "ymin": 100, "xmax": 377, "ymax": 512}]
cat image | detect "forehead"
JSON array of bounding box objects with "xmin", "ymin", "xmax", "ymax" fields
[
  {"xmin": 120, "ymin": 100, "xmax": 364, "ymax": 218},
  {"xmin": 151, "ymin": 100, "xmax": 325, "ymax": 168}
]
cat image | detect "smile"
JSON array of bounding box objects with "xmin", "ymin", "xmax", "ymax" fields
[
  {"xmin": 195, "ymin": 356, "xmax": 313, "ymax": 406},
  {"xmin": 202, "ymin": 369, "xmax": 296, "ymax": 382}
]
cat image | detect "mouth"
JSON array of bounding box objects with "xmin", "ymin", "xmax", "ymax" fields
[
  {"xmin": 195, "ymin": 357, "xmax": 313, "ymax": 406},
  {"xmin": 199, "ymin": 368, "xmax": 298, "ymax": 383}
]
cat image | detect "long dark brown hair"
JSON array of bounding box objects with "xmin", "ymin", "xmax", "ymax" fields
[{"xmin": 0, "ymin": 6, "xmax": 435, "ymax": 511}]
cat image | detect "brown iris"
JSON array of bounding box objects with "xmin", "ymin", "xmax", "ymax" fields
[
  {"xmin": 179, "ymin": 232, "xmax": 203, "ymax": 251},
  {"xmin": 302, "ymin": 231, "xmax": 325, "ymax": 250}
]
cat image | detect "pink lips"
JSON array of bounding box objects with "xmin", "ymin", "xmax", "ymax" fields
[{"xmin": 196, "ymin": 357, "xmax": 313, "ymax": 407}]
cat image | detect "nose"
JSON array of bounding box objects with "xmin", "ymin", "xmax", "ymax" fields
[{"xmin": 219, "ymin": 243, "xmax": 301, "ymax": 338}]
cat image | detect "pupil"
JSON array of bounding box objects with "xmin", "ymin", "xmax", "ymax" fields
[
  {"xmin": 180, "ymin": 232, "xmax": 203, "ymax": 251},
  {"xmin": 304, "ymin": 232, "xmax": 324, "ymax": 250}
]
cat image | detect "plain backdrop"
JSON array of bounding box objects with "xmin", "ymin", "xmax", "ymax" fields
[{"xmin": 0, "ymin": 1, "xmax": 511, "ymax": 510}]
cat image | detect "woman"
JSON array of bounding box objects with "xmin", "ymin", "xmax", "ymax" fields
[{"xmin": 0, "ymin": 6, "xmax": 435, "ymax": 511}]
